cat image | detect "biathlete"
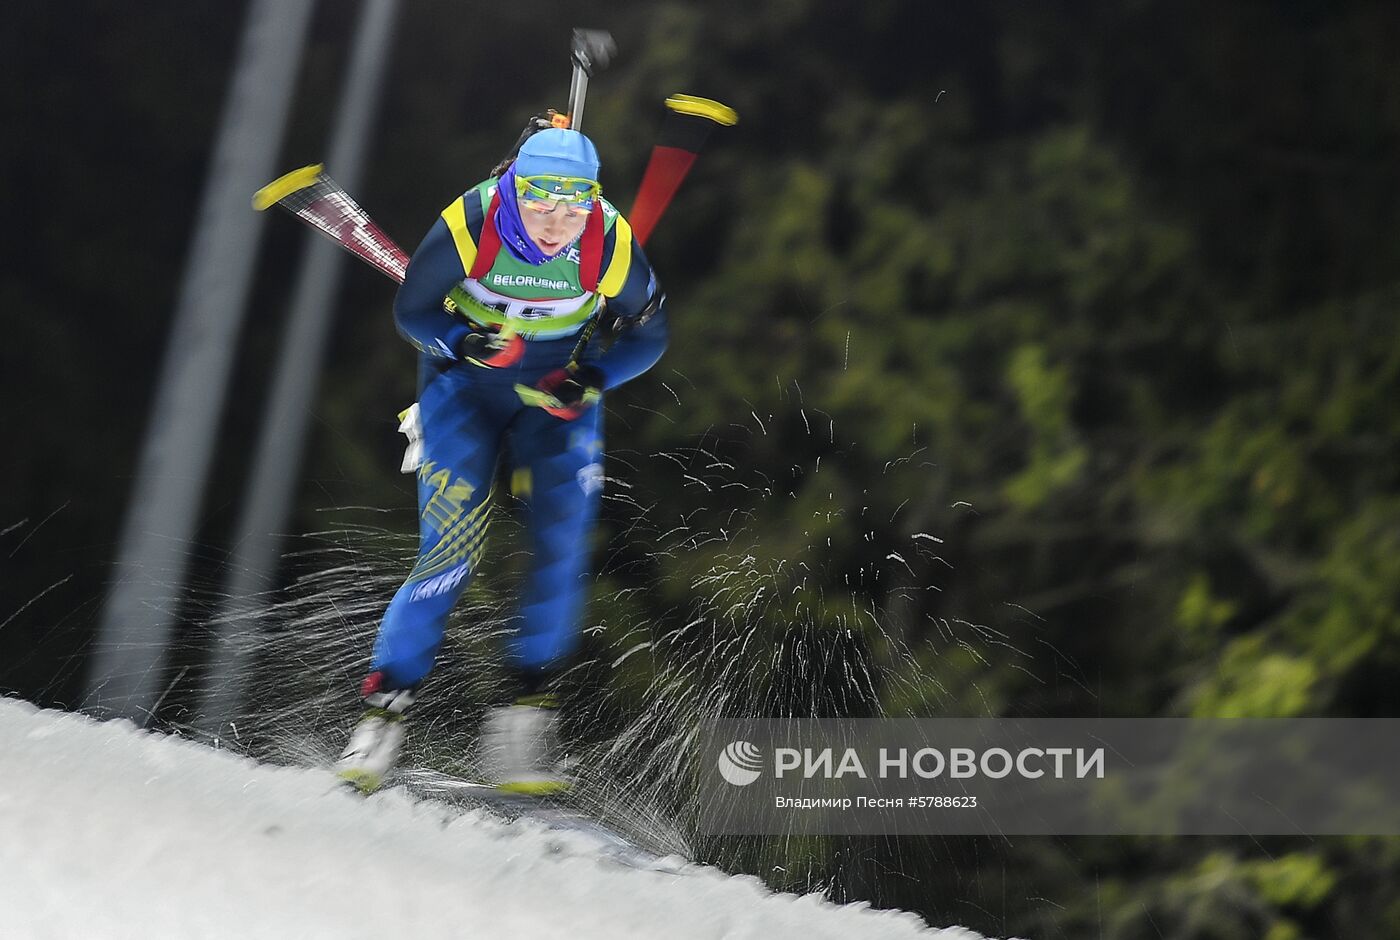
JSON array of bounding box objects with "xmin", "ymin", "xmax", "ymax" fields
[{"xmin": 337, "ymin": 127, "xmax": 668, "ymax": 794}]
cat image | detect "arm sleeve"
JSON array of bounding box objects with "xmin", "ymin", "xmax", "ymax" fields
[
  {"xmin": 392, "ymin": 217, "xmax": 473, "ymax": 360},
  {"xmin": 591, "ymin": 236, "xmax": 669, "ymax": 390}
]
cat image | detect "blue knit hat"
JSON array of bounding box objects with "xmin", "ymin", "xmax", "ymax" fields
[{"xmin": 515, "ymin": 128, "xmax": 601, "ymax": 184}]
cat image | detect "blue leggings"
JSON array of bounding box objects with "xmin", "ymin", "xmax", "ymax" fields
[{"xmin": 369, "ymin": 361, "xmax": 604, "ymax": 689}]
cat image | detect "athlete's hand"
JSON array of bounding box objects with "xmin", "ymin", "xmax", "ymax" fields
[
  {"xmin": 458, "ymin": 327, "xmax": 523, "ymax": 368},
  {"xmin": 515, "ymin": 365, "xmax": 604, "ymax": 420}
]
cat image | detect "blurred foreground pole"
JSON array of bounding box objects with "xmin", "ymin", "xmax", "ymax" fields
[
  {"xmin": 86, "ymin": 0, "xmax": 316, "ymax": 723},
  {"xmin": 199, "ymin": 0, "xmax": 402, "ymax": 736}
]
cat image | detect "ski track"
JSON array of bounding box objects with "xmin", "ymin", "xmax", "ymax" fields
[{"xmin": 0, "ymin": 698, "xmax": 996, "ymax": 940}]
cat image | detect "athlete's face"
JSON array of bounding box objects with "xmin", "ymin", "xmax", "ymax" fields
[{"xmin": 518, "ymin": 198, "xmax": 589, "ymax": 255}]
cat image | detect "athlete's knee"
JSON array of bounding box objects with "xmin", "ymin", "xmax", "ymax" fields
[{"xmin": 404, "ymin": 559, "xmax": 476, "ymax": 602}]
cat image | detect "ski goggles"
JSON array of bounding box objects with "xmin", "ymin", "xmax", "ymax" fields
[{"xmin": 515, "ymin": 174, "xmax": 599, "ymax": 219}]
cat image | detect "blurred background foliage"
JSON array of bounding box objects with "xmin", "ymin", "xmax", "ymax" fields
[{"xmin": 4, "ymin": 1, "xmax": 1400, "ymax": 937}]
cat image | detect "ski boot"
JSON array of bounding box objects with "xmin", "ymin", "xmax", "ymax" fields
[
  {"xmin": 336, "ymin": 671, "xmax": 415, "ymax": 794},
  {"xmin": 477, "ymin": 694, "xmax": 572, "ymax": 796}
]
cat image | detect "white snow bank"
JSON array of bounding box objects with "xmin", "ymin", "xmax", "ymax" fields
[{"xmin": 0, "ymin": 698, "xmax": 993, "ymax": 940}]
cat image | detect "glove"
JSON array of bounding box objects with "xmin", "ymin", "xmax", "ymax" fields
[
  {"xmin": 514, "ymin": 364, "xmax": 604, "ymax": 420},
  {"xmin": 396, "ymin": 403, "xmax": 423, "ymax": 474},
  {"xmin": 458, "ymin": 326, "xmax": 523, "ymax": 368}
]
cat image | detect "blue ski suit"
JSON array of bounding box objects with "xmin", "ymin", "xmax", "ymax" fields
[{"xmin": 368, "ymin": 178, "xmax": 668, "ymax": 691}]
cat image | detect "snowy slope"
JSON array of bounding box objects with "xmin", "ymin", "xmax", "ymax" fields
[{"xmin": 0, "ymin": 698, "xmax": 993, "ymax": 940}]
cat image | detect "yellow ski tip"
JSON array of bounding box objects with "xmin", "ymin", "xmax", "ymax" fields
[
  {"xmin": 252, "ymin": 163, "xmax": 325, "ymax": 211},
  {"xmin": 665, "ymin": 94, "xmax": 738, "ymax": 126},
  {"xmin": 495, "ymin": 780, "xmax": 573, "ymax": 797},
  {"xmin": 337, "ymin": 767, "xmax": 383, "ymax": 794}
]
